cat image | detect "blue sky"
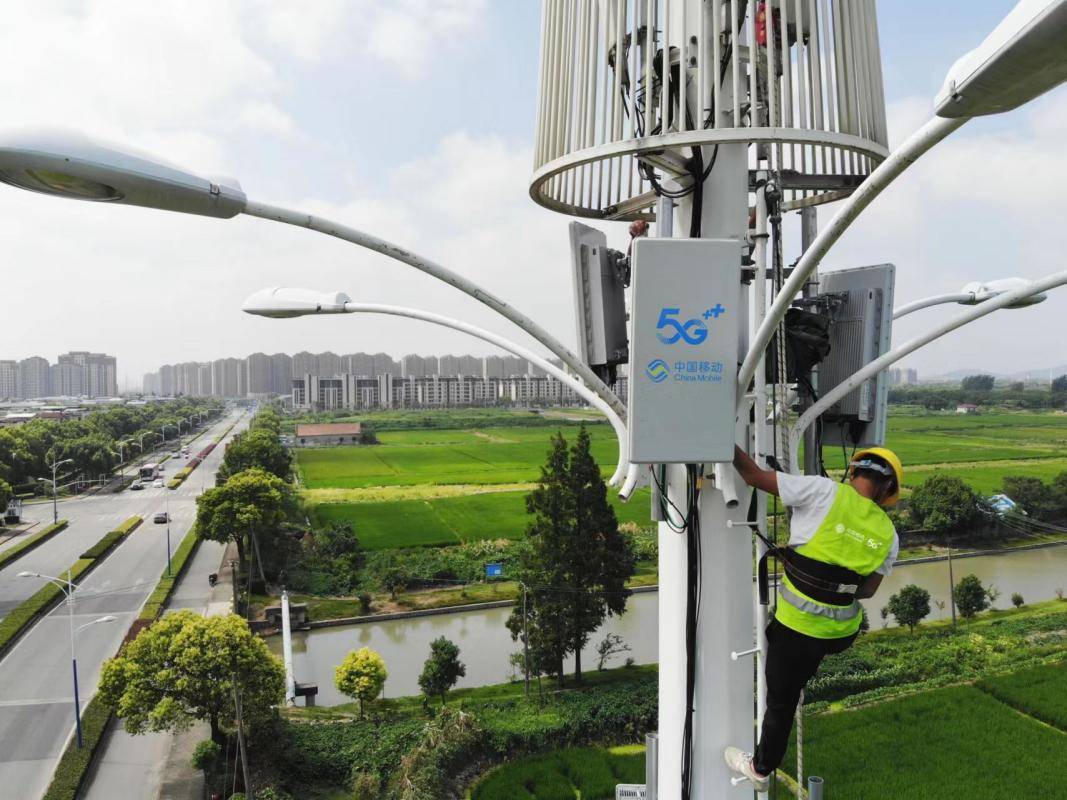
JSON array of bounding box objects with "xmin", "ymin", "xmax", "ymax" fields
[{"xmin": 1, "ymin": 1, "xmax": 1064, "ymax": 385}]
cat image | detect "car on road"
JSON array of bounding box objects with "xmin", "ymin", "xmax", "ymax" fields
[
  {"xmin": 130, "ymin": 482, "xmax": 144, "ymax": 491},
  {"xmin": 153, "ymin": 512, "xmax": 169, "ymax": 524},
  {"xmin": 153, "ymin": 479, "xmax": 164, "ymax": 488}
]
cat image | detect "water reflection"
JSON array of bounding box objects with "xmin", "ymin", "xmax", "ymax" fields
[{"xmin": 271, "ymin": 545, "xmax": 1067, "ymax": 706}]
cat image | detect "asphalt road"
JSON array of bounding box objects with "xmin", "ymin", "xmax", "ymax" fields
[{"xmin": 0, "ymin": 411, "xmax": 247, "ymax": 800}]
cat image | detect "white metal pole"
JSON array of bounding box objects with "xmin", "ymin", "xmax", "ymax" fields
[
  {"xmin": 788, "ymin": 269, "xmax": 1067, "ymax": 471},
  {"xmin": 241, "ymin": 201, "xmax": 626, "ymax": 421},
  {"xmin": 338, "ymin": 302, "xmax": 636, "ymax": 498},
  {"xmin": 281, "ymin": 589, "xmax": 296, "ymax": 706},
  {"xmin": 737, "ymin": 115, "xmax": 967, "ymax": 411},
  {"xmin": 892, "ymin": 292, "xmax": 974, "ymax": 319}
]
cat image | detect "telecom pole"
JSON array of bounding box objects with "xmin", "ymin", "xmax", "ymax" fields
[{"xmin": 529, "ymin": 3, "xmax": 890, "ymax": 795}]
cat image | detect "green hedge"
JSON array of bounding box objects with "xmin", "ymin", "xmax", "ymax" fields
[
  {"xmin": 138, "ymin": 524, "xmax": 201, "ymax": 621},
  {"xmin": 42, "ymin": 523, "xmax": 207, "ymax": 800},
  {"xmin": 166, "ymin": 478, "xmax": 182, "ymax": 490},
  {"xmin": 41, "ymin": 694, "xmax": 112, "ymax": 800},
  {"xmin": 0, "ymin": 520, "xmax": 68, "ymax": 570},
  {"xmin": 78, "ymin": 516, "xmax": 142, "ymax": 559},
  {"xmin": 0, "ymin": 557, "xmax": 94, "ymax": 656}
]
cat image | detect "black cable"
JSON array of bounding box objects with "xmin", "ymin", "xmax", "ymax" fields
[{"xmin": 680, "ymin": 464, "xmax": 701, "ymax": 800}]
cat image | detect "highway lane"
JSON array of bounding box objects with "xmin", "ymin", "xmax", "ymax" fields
[
  {"xmin": 0, "ymin": 410, "xmax": 247, "ymax": 800},
  {"xmin": 0, "ymin": 415, "xmax": 233, "ymax": 618}
]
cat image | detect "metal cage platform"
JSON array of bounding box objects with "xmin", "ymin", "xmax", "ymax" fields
[{"xmin": 531, "ymin": 0, "xmax": 889, "ymax": 219}]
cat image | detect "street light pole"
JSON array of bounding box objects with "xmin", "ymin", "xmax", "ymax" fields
[
  {"xmin": 45, "ymin": 456, "xmax": 73, "ymax": 525},
  {"xmin": 16, "ymin": 571, "xmax": 115, "ymax": 749}
]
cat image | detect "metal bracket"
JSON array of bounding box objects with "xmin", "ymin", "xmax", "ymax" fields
[{"xmin": 730, "ymin": 646, "xmax": 760, "ymax": 661}]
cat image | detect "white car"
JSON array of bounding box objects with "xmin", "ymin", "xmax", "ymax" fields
[{"xmin": 153, "ymin": 479, "xmax": 164, "ymax": 488}]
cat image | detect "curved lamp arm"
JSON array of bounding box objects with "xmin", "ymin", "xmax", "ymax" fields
[
  {"xmin": 736, "ymin": 115, "xmax": 968, "ymax": 414},
  {"xmin": 893, "ymin": 292, "xmax": 975, "ymax": 319},
  {"xmin": 788, "ymin": 269, "xmax": 1067, "ymax": 472},
  {"xmin": 341, "ymin": 302, "xmax": 637, "ymax": 499},
  {"xmin": 243, "ymin": 201, "xmax": 626, "ymax": 421}
]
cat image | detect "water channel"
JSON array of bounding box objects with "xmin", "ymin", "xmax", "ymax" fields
[{"xmin": 271, "ymin": 544, "xmax": 1067, "ymax": 705}]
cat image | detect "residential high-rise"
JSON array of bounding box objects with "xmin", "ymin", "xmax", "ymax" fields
[
  {"xmin": 270, "ymin": 353, "xmax": 292, "ymax": 395},
  {"xmin": 159, "ymin": 364, "xmax": 175, "ymax": 396},
  {"xmin": 56, "ymin": 352, "xmax": 117, "ymax": 397},
  {"xmin": 373, "ymin": 353, "xmax": 399, "ymax": 377},
  {"xmin": 0, "ymin": 360, "xmax": 19, "ymax": 400},
  {"xmin": 316, "ymin": 351, "xmax": 342, "ymax": 376},
  {"xmin": 291, "ymin": 351, "xmax": 316, "ymax": 378},
  {"xmin": 18, "ymin": 356, "xmax": 51, "ymax": 399},
  {"xmin": 401, "ymin": 354, "xmax": 425, "ymax": 378},
  {"xmin": 246, "ymin": 353, "xmax": 273, "ymax": 395}
]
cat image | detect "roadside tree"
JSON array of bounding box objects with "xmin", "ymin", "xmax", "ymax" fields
[
  {"xmin": 217, "ymin": 428, "xmax": 291, "ymax": 484},
  {"xmin": 906, "ymin": 475, "xmax": 984, "ymax": 536},
  {"xmin": 99, "ymin": 612, "xmax": 284, "ymax": 746},
  {"xmin": 953, "ymin": 574, "xmax": 991, "ymax": 620},
  {"xmin": 1002, "ymin": 476, "xmax": 1055, "ymax": 521},
  {"xmin": 196, "ymin": 467, "xmax": 298, "ymax": 578},
  {"xmin": 335, "ymin": 647, "xmax": 388, "ymax": 718},
  {"xmin": 418, "ymin": 636, "xmax": 466, "ymax": 705},
  {"xmin": 886, "ymin": 584, "xmax": 931, "ymax": 633},
  {"xmin": 0, "ymin": 478, "xmax": 11, "ymax": 516}
]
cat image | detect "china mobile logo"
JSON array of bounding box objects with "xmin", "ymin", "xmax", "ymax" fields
[{"xmin": 646, "ymin": 359, "xmax": 670, "ymax": 383}]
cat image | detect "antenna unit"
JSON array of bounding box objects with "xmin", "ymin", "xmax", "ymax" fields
[
  {"xmin": 816, "ymin": 263, "xmax": 895, "ymax": 450},
  {"xmin": 569, "ymin": 222, "xmax": 629, "ymax": 385}
]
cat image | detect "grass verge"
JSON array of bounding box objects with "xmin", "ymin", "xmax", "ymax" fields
[{"xmin": 0, "ymin": 520, "xmax": 68, "ymax": 570}]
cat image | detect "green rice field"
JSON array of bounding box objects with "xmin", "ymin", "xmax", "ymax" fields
[
  {"xmin": 780, "ymin": 673, "xmax": 1067, "ymax": 799},
  {"xmin": 297, "ymin": 426, "xmax": 621, "ymax": 489},
  {"xmin": 312, "ymin": 487, "xmax": 653, "ymax": 549},
  {"xmin": 298, "ymin": 411, "xmax": 1067, "ymax": 549},
  {"xmin": 471, "ymin": 745, "xmax": 646, "ymax": 800}
]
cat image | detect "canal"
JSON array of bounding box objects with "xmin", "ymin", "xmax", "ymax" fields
[{"xmin": 272, "ymin": 543, "xmax": 1067, "ymax": 705}]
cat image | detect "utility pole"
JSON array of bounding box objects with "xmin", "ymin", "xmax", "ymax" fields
[
  {"xmin": 947, "ymin": 535, "xmax": 958, "ymax": 627},
  {"xmin": 801, "ymin": 207, "xmax": 821, "ymax": 478},
  {"xmin": 522, "ymin": 582, "xmax": 530, "ymax": 697},
  {"xmin": 230, "ymin": 559, "xmax": 240, "ymax": 616},
  {"xmin": 232, "ymin": 674, "xmax": 252, "ymax": 794}
]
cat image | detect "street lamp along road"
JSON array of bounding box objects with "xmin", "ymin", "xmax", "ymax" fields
[
  {"xmin": 0, "ymin": 131, "xmax": 625, "ymax": 421},
  {"xmin": 893, "ymin": 277, "xmax": 1048, "ymax": 319},
  {"xmin": 16, "ymin": 571, "xmax": 116, "ymax": 749},
  {"xmin": 242, "ymin": 287, "xmax": 638, "ymax": 498}
]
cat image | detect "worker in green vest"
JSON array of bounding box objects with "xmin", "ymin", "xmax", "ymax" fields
[{"xmin": 724, "ymin": 445, "xmax": 903, "ymax": 791}]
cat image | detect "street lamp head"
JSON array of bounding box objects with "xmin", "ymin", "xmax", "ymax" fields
[
  {"xmin": 96, "ymin": 615, "xmax": 117, "ymax": 624},
  {"xmin": 936, "ymin": 0, "xmax": 1067, "ymax": 118},
  {"xmin": 242, "ymin": 286, "xmax": 351, "ymax": 318},
  {"xmin": 959, "ymin": 277, "xmax": 1047, "ymax": 308},
  {"xmin": 0, "ymin": 129, "xmax": 246, "ymax": 218},
  {"xmin": 16, "ymin": 571, "xmax": 36, "ymax": 578}
]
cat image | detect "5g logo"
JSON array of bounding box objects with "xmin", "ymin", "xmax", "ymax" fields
[{"xmin": 656, "ymin": 305, "xmax": 725, "ymax": 345}]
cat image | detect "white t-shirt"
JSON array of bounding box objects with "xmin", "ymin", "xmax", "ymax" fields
[{"xmin": 777, "ymin": 472, "xmax": 899, "ymax": 576}]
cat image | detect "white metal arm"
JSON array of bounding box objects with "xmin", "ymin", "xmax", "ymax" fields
[
  {"xmin": 736, "ymin": 116, "xmax": 968, "ymax": 413},
  {"xmin": 243, "ymin": 201, "xmax": 627, "ymax": 421},
  {"xmin": 341, "ymin": 302, "xmax": 637, "ymax": 499},
  {"xmin": 893, "ymin": 292, "xmax": 975, "ymax": 319},
  {"xmin": 788, "ymin": 269, "xmax": 1067, "ymax": 472}
]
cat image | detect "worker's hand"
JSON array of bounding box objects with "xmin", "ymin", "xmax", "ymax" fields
[{"xmin": 629, "ymin": 219, "xmax": 649, "ymax": 238}]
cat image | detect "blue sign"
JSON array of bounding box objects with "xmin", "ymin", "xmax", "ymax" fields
[
  {"xmin": 485, "ymin": 562, "xmax": 503, "ymax": 578},
  {"xmin": 654, "ymin": 305, "xmax": 727, "ymax": 345}
]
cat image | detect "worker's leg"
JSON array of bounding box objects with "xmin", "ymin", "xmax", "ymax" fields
[{"xmin": 753, "ymin": 620, "xmax": 834, "ymax": 776}]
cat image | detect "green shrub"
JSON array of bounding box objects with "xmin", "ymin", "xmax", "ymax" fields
[
  {"xmin": 79, "ymin": 516, "xmax": 142, "ymax": 559},
  {"xmin": 41, "ymin": 694, "xmax": 112, "ymax": 800},
  {"xmin": 191, "ymin": 739, "xmax": 221, "ymax": 772},
  {"xmin": 0, "ymin": 519, "xmax": 68, "ymax": 570}
]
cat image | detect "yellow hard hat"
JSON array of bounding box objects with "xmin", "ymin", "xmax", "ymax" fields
[{"xmin": 850, "ymin": 447, "xmax": 904, "ymax": 506}]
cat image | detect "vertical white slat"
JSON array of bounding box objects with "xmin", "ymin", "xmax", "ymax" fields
[
  {"xmin": 779, "ymin": 0, "xmax": 793, "ymax": 171},
  {"xmin": 573, "ymin": 0, "xmax": 590, "ymax": 208},
  {"xmin": 831, "ymin": 0, "xmax": 852, "ymax": 173},
  {"xmin": 608, "ymin": 0, "xmax": 625, "ymax": 205},
  {"xmin": 551, "ymin": 0, "xmax": 570, "ymax": 198},
  {"xmin": 561, "ymin": 0, "xmax": 577, "ymax": 203},
  {"xmin": 697, "ymin": 0, "xmax": 706, "ymax": 128},
  {"xmin": 821, "ymin": 0, "xmax": 838, "ymax": 174},
  {"xmin": 541, "ymin": 0, "xmax": 559, "ymax": 168},
  {"xmin": 730, "ymin": 0, "xmax": 740, "ymax": 127},
  {"xmin": 796, "ymin": 0, "xmax": 809, "ymax": 185},
  {"xmin": 621, "ymin": 0, "xmax": 635, "ymax": 204},
  {"xmin": 678, "ymin": 0, "xmax": 687, "ymax": 131},
  {"xmin": 644, "ymin": 0, "xmax": 654, "ymax": 139},
  {"xmin": 587, "ymin": 0, "xmax": 600, "ymax": 204},
  {"xmin": 866, "ymin": 0, "xmax": 888, "ymax": 147},
  {"xmin": 748, "ymin": 0, "xmax": 758, "ymax": 131},
  {"xmin": 661, "ymin": 0, "xmax": 670, "ymax": 133},
  {"xmin": 808, "ymin": 0, "xmax": 826, "ymax": 173},
  {"xmin": 711, "ymin": 0, "xmax": 722, "ymax": 128},
  {"xmin": 533, "ymin": 0, "xmax": 551, "ymax": 168}
]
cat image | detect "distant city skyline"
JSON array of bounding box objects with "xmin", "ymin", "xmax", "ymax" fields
[
  {"xmin": 0, "ymin": 351, "xmax": 118, "ymax": 401},
  {"xmin": 143, "ymin": 349, "xmax": 561, "ymax": 398}
]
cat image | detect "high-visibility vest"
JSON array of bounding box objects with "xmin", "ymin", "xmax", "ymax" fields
[{"xmin": 774, "ymin": 483, "xmax": 896, "ymax": 639}]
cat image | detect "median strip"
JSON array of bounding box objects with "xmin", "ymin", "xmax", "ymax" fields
[
  {"xmin": 0, "ymin": 516, "xmax": 142, "ymax": 660},
  {"xmin": 0, "ymin": 520, "xmax": 68, "ymax": 570},
  {"xmin": 43, "ymin": 523, "xmax": 205, "ymax": 800}
]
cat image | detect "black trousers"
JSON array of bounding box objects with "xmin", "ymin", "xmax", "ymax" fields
[{"xmin": 753, "ymin": 618, "xmax": 856, "ymax": 776}]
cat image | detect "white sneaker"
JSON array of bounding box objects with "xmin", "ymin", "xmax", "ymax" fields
[{"xmin": 724, "ymin": 746, "xmax": 770, "ymax": 792}]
